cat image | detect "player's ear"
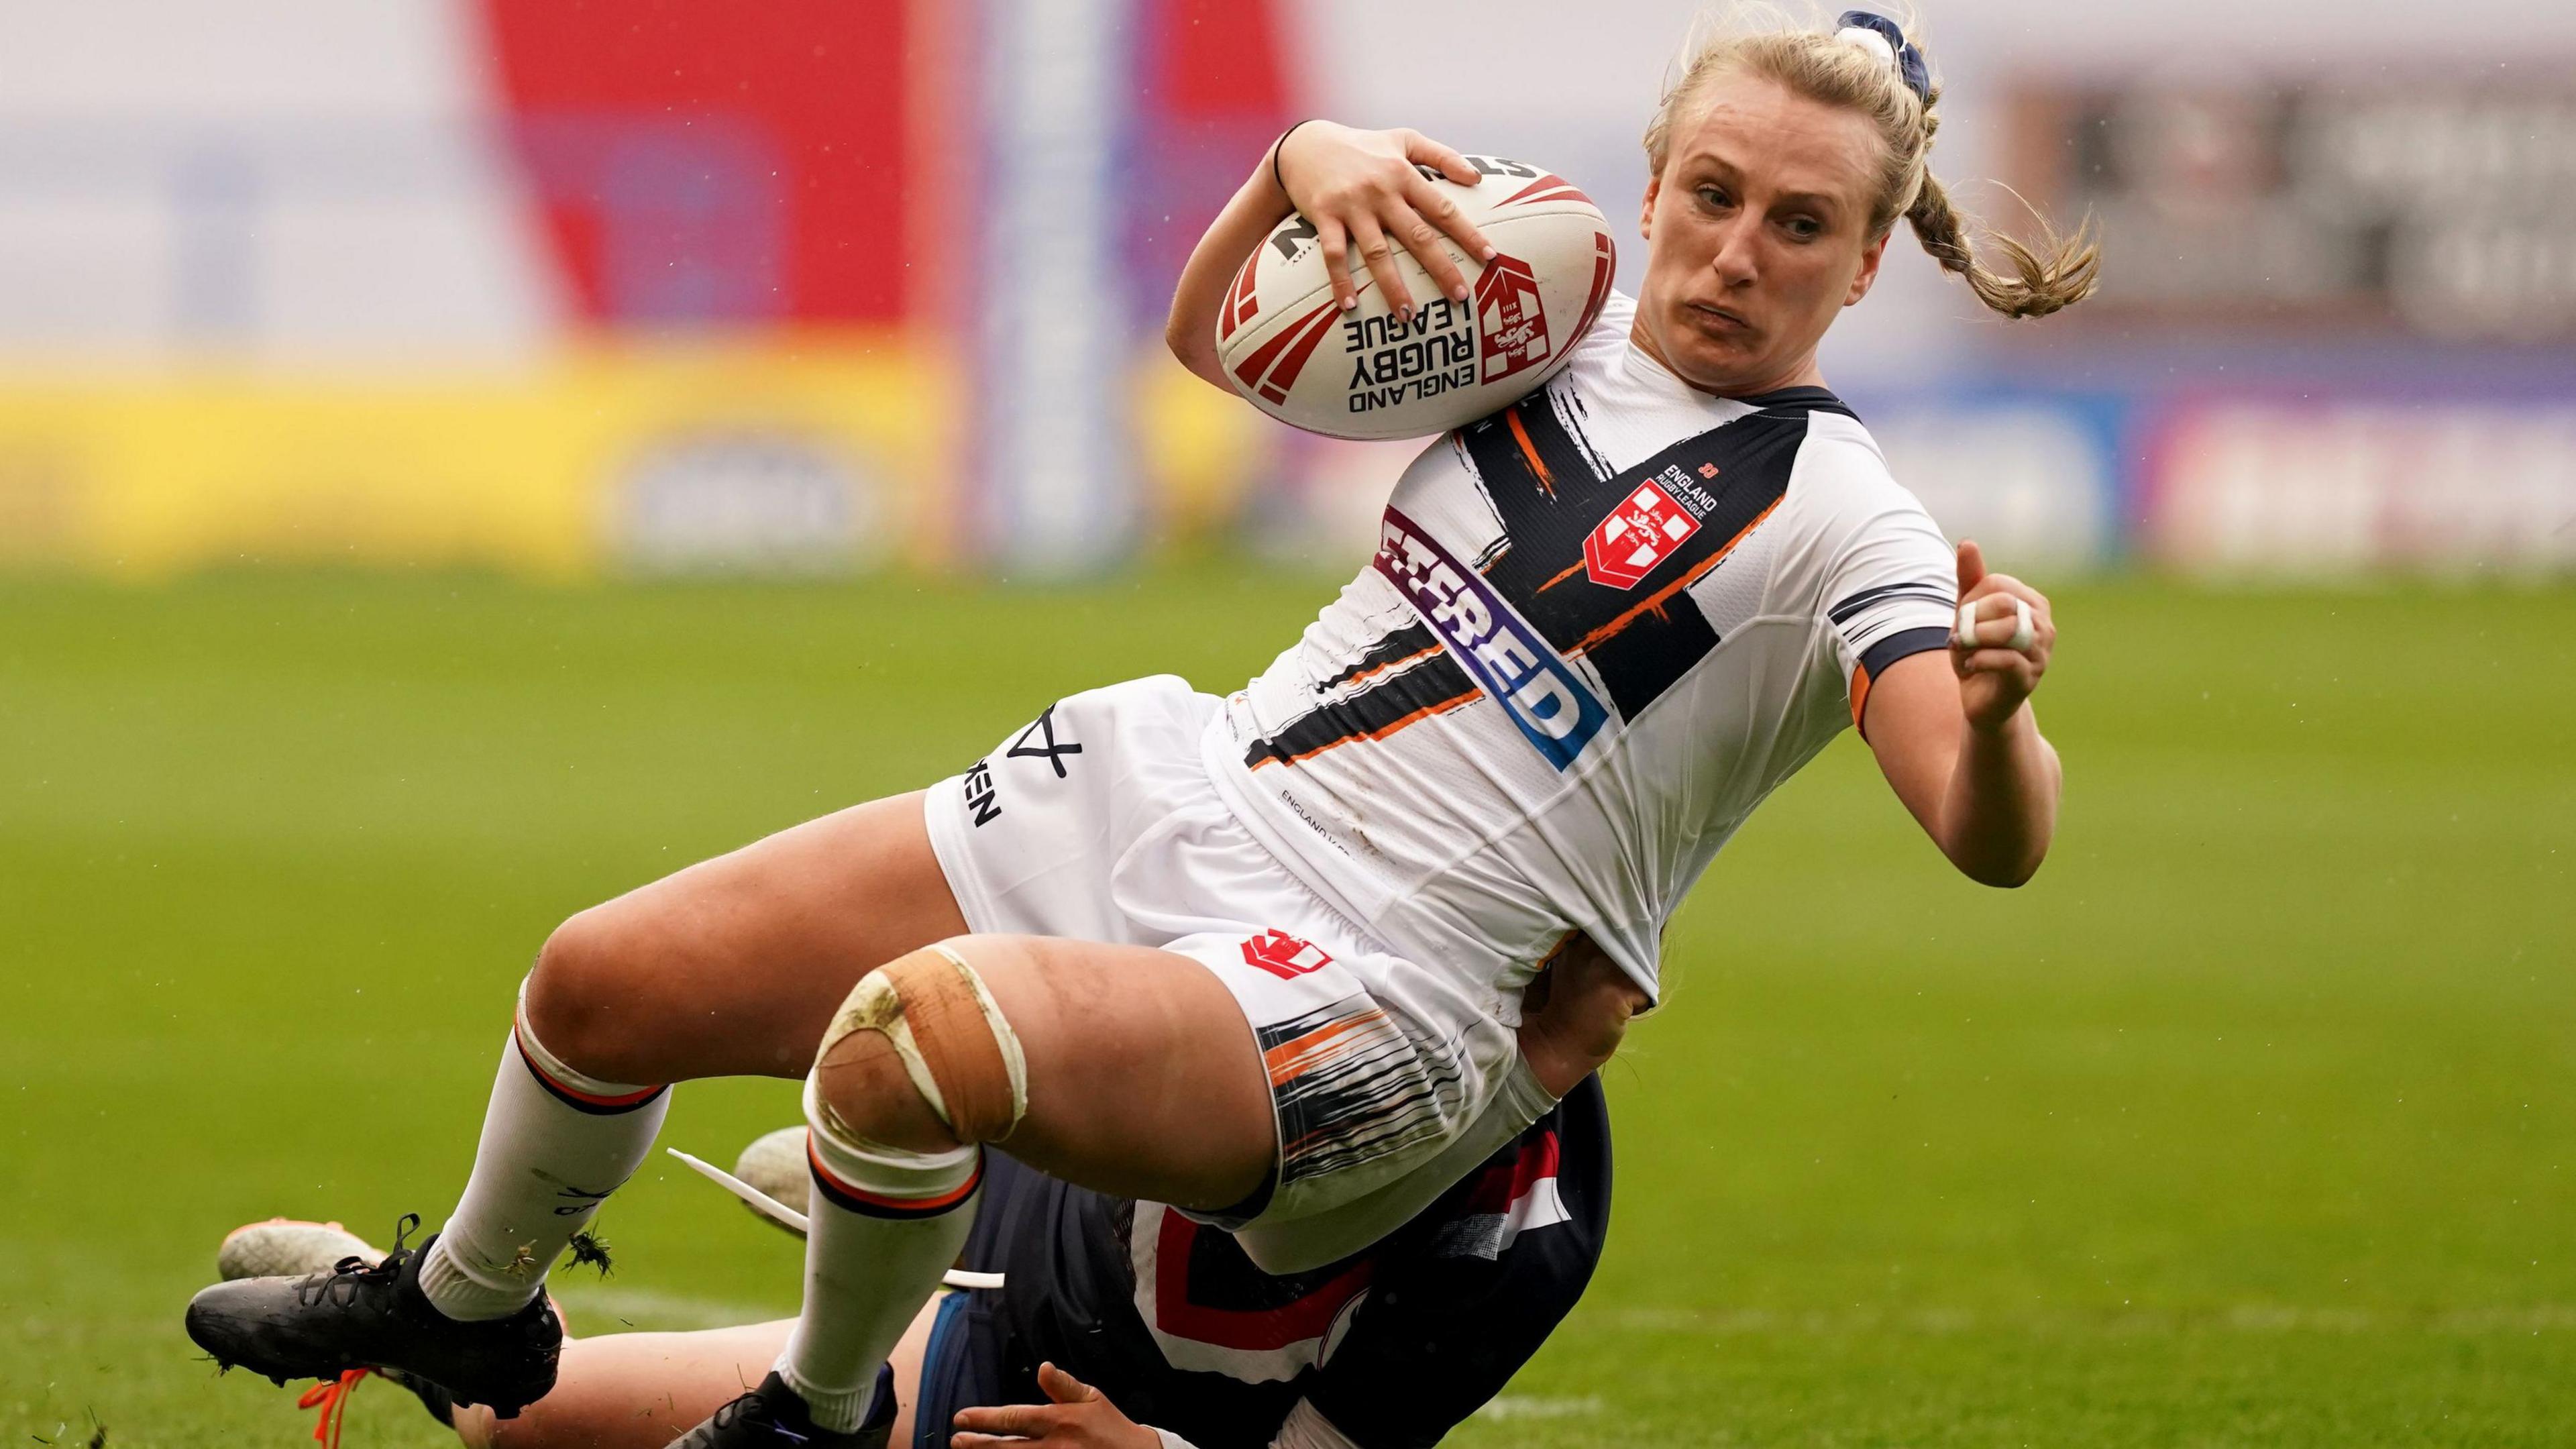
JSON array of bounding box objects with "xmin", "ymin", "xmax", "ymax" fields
[
  {"xmin": 1844, "ymin": 230, "xmax": 1889, "ymax": 307},
  {"xmin": 1639, "ymin": 174, "xmax": 1659, "ymax": 241}
]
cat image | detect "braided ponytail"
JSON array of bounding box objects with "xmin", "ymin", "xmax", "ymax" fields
[{"xmin": 1906, "ymin": 172, "xmax": 2100, "ymax": 319}]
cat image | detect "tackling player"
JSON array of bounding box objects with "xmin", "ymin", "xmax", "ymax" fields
[
  {"xmin": 186, "ymin": 11, "xmax": 2090, "ymax": 1447},
  {"xmin": 215, "ymin": 1077, "xmax": 1606, "ymax": 1449}
]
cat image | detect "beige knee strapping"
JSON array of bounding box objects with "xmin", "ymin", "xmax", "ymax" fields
[{"xmin": 817, "ymin": 943, "xmax": 1029, "ymax": 1143}]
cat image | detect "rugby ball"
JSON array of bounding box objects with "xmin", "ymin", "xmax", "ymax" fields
[{"xmin": 1215, "ymin": 157, "xmax": 1615, "ymax": 441}]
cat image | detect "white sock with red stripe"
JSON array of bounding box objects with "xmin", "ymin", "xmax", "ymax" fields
[
  {"xmin": 415, "ymin": 984, "xmax": 669, "ymax": 1322},
  {"xmin": 774, "ymin": 1074, "xmax": 981, "ymax": 1432}
]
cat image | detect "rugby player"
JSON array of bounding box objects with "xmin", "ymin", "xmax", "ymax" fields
[
  {"xmin": 215, "ymin": 1076, "xmax": 1605, "ymax": 1449},
  {"xmin": 187, "ymin": 11, "xmax": 2092, "ymax": 1447}
]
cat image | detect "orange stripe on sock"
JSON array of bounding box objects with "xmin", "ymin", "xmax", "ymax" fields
[
  {"xmin": 514, "ymin": 1025, "xmax": 665, "ymax": 1108},
  {"xmin": 805, "ymin": 1137, "xmax": 983, "ymax": 1214}
]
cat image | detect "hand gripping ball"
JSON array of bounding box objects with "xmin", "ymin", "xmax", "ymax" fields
[{"xmin": 1215, "ymin": 157, "xmax": 1615, "ymax": 441}]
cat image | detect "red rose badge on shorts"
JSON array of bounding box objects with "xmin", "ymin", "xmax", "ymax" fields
[
  {"xmin": 1582, "ymin": 480, "xmax": 1703, "ymax": 590},
  {"xmin": 1242, "ymin": 929, "xmax": 1334, "ymax": 981},
  {"xmin": 1474, "ymin": 254, "xmax": 1552, "ymax": 383}
]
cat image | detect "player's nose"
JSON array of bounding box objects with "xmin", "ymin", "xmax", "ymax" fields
[{"xmin": 1701, "ymin": 211, "xmax": 1756, "ymax": 282}]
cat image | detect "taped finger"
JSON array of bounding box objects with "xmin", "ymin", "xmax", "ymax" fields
[
  {"xmin": 2006, "ymin": 596, "xmax": 2034, "ymax": 653},
  {"xmin": 1954, "ymin": 597, "xmax": 1996, "ymax": 649}
]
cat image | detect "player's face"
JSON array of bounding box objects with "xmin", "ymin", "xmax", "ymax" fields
[{"xmin": 1633, "ymin": 72, "xmax": 1890, "ymax": 396}]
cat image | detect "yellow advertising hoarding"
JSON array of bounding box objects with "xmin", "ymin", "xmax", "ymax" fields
[{"xmin": 0, "ymin": 333, "xmax": 955, "ymax": 580}]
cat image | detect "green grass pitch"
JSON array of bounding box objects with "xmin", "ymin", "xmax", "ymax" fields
[{"xmin": 3, "ymin": 569, "xmax": 2571, "ymax": 1446}]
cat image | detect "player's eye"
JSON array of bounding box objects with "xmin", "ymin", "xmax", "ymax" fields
[
  {"xmin": 1695, "ymin": 185, "xmax": 1733, "ymax": 213},
  {"xmin": 1781, "ymin": 214, "xmax": 1823, "ymax": 241}
]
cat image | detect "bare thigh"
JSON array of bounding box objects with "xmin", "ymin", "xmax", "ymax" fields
[
  {"xmin": 525, "ymin": 792, "xmax": 969, "ymax": 1083},
  {"xmin": 456, "ymin": 1307, "xmax": 937, "ymax": 1449},
  {"xmin": 531, "ymin": 792, "xmax": 1281, "ymax": 1210}
]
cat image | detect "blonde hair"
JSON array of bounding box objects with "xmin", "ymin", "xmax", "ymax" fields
[{"xmin": 1642, "ymin": 5, "xmax": 2098, "ymax": 319}]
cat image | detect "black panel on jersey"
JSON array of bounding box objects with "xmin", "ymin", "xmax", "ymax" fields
[
  {"xmin": 1241, "ymin": 649, "xmax": 1481, "ymax": 769},
  {"xmin": 1239, "ymin": 384, "xmax": 1849, "ymax": 767},
  {"xmin": 1320, "ymin": 621, "xmax": 1440, "ymax": 691},
  {"xmin": 1739, "ymin": 384, "xmax": 1857, "ymax": 420},
  {"xmin": 1457, "ymin": 386, "xmax": 1843, "ymax": 721}
]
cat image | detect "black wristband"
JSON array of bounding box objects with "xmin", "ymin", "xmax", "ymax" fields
[{"xmin": 1271, "ymin": 119, "xmax": 1316, "ymax": 200}]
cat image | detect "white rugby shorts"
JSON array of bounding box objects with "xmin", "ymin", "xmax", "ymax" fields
[{"xmin": 922, "ymin": 674, "xmax": 1519, "ymax": 1232}]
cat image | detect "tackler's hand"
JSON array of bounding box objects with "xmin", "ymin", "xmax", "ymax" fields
[
  {"xmin": 1271, "ymin": 121, "xmax": 1498, "ymax": 321},
  {"xmin": 951, "ymin": 1362, "xmax": 1159, "ymax": 1448},
  {"xmin": 1518, "ymin": 932, "xmax": 1650, "ymax": 1098},
  {"xmin": 1949, "ymin": 539, "xmax": 2056, "ymax": 733}
]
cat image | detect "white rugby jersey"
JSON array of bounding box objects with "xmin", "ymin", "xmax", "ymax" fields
[{"xmin": 1201, "ymin": 292, "xmax": 1957, "ymax": 1010}]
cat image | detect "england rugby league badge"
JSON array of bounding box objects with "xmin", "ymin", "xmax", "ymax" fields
[{"xmin": 1581, "ymin": 466, "xmax": 1721, "ymax": 590}]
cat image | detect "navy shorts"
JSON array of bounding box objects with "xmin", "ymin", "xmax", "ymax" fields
[
  {"xmin": 912, "ymin": 1289, "xmax": 1011, "ymax": 1448},
  {"xmin": 911, "ymin": 1153, "xmax": 1035, "ymax": 1448}
]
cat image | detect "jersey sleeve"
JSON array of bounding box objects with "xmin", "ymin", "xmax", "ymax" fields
[
  {"xmin": 1297, "ymin": 1077, "xmax": 1611, "ymax": 1449},
  {"xmin": 1801, "ymin": 432, "xmax": 1957, "ymax": 737}
]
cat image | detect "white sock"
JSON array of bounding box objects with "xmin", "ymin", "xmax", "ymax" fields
[
  {"xmin": 774, "ymin": 1075, "xmax": 981, "ymax": 1433},
  {"xmin": 416, "ymin": 985, "xmax": 669, "ymax": 1321}
]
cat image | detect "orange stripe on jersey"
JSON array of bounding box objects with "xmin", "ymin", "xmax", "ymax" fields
[
  {"xmin": 1333, "ymin": 644, "xmax": 1443, "ymax": 691},
  {"xmin": 1535, "ymin": 559, "xmax": 1585, "ymax": 594},
  {"xmin": 1242, "ymin": 684, "xmax": 1481, "ymax": 770},
  {"xmin": 1849, "ymin": 663, "xmax": 1875, "ymax": 734},
  {"xmin": 1505, "ymin": 407, "xmax": 1554, "ymax": 496},
  {"xmin": 1567, "ymin": 497, "xmax": 1782, "ymax": 658},
  {"xmin": 1263, "ymin": 1008, "xmax": 1391, "ymax": 1087}
]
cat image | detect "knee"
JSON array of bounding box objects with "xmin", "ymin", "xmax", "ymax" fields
[
  {"xmin": 523, "ymin": 907, "xmax": 649, "ymax": 1083},
  {"xmin": 809, "ymin": 936, "xmax": 1031, "ymax": 1157}
]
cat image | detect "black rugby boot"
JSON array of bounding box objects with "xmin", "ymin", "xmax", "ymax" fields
[
  {"xmin": 184, "ymin": 1216, "xmax": 561, "ymax": 1418},
  {"xmin": 668, "ymin": 1366, "xmax": 897, "ymax": 1449}
]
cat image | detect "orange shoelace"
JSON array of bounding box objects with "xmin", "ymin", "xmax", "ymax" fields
[{"xmin": 295, "ymin": 1368, "xmax": 370, "ymax": 1448}]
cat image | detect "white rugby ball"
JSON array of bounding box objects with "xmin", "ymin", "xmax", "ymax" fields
[{"xmin": 1215, "ymin": 157, "xmax": 1615, "ymax": 441}]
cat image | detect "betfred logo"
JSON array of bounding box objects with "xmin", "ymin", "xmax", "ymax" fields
[
  {"xmin": 1474, "ymin": 254, "xmax": 1552, "ymax": 383},
  {"xmin": 1375, "ymin": 505, "xmax": 1609, "ymax": 770},
  {"xmin": 1583, "ymin": 480, "xmax": 1703, "ymax": 590},
  {"xmin": 1242, "ymin": 929, "xmax": 1334, "ymax": 981}
]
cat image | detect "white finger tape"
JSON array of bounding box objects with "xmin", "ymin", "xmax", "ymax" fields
[
  {"xmin": 2007, "ymin": 596, "xmax": 2035, "ymax": 653},
  {"xmin": 1955, "ymin": 600, "xmax": 1978, "ymax": 648}
]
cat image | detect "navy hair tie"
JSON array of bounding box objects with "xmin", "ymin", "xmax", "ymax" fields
[{"xmin": 1835, "ymin": 10, "xmax": 1932, "ymax": 105}]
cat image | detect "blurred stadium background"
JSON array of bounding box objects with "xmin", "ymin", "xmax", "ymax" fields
[
  {"xmin": 4, "ymin": 2, "xmax": 2574, "ymax": 1446},
  {"xmin": 7, "ymin": 0, "xmax": 2575, "ymax": 581}
]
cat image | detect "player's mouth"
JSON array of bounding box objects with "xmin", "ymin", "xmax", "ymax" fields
[{"xmin": 1686, "ymin": 301, "xmax": 1754, "ymax": 337}]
